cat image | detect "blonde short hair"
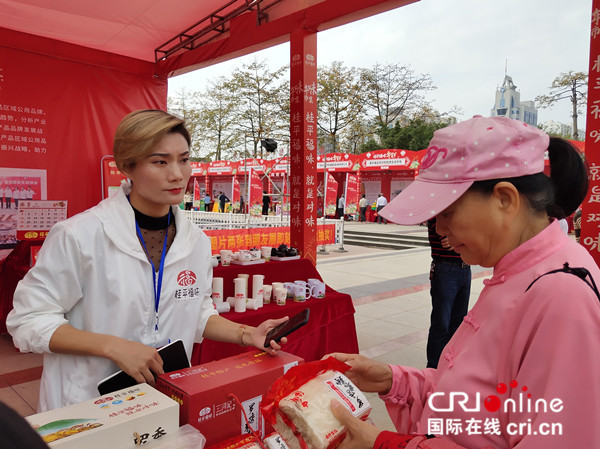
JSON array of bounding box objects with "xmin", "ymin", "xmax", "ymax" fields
[{"xmin": 113, "ymin": 109, "xmax": 191, "ymax": 172}]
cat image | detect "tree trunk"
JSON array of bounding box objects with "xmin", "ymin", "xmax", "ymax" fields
[{"xmin": 572, "ymin": 82, "xmax": 579, "ymax": 140}]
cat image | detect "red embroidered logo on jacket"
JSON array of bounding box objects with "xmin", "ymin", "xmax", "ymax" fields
[{"xmin": 177, "ymin": 270, "xmax": 197, "ymax": 286}]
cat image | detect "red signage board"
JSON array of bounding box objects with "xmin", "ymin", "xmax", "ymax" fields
[
  {"xmin": 582, "ymin": 1, "xmax": 600, "ymax": 263},
  {"xmin": 203, "ymin": 224, "xmax": 336, "ymax": 255}
]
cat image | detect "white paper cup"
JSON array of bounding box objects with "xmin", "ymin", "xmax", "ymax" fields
[
  {"xmin": 263, "ymin": 285, "xmax": 273, "ymax": 304},
  {"xmin": 220, "ymin": 250, "xmax": 232, "ymax": 266},
  {"xmin": 283, "ymin": 282, "xmax": 295, "ymax": 298},
  {"xmin": 261, "ymin": 246, "xmax": 272, "ymax": 261},
  {"xmin": 274, "ymin": 288, "xmax": 287, "ymax": 305}
]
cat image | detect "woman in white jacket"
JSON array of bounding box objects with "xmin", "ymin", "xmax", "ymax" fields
[{"xmin": 7, "ymin": 110, "xmax": 288, "ymax": 412}]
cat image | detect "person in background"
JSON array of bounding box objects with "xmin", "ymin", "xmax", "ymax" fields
[
  {"xmin": 13, "ymin": 187, "xmax": 20, "ymax": 209},
  {"xmin": 359, "ymin": 194, "xmax": 368, "ymax": 222},
  {"xmin": 425, "ymin": 217, "xmax": 471, "ymax": 368},
  {"xmin": 328, "ymin": 116, "xmax": 599, "ymax": 448},
  {"xmin": 0, "ymin": 184, "xmax": 4, "ymax": 209},
  {"xmin": 239, "ymin": 195, "xmax": 245, "ymax": 214},
  {"xmin": 183, "ymin": 190, "xmax": 193, "ymax": 210},
  {"xmin": 218, "ymin": 191, "xmax": 229, "ymax": 213},
  {"xmin": 376, "ymin": 193, "xmax": 387, "ymax": 224},
  {"xmin": 337, "ymin": 194, "xmax": 345, "ymax": 220},
  {"xmin": 262, "ymin": 191, "xmax": 270, "ymax": 215},
  {"xmin": 26, "ymin": 186, "xmax": 34, "ymax": 200},
  {"xmin": 203, "ymin": 192, "xmax": 211, "ymax": 212},
  {"xmin": 4, "ymin": 185, "xmax": 12, "ymax": 209},
  {"xmin": 7, "ymin": 110, "xmax": 288, "ymax": 412}
]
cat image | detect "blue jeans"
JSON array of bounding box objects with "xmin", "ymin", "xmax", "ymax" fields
[{"xmin": 427, "ymin": 259, "xmax": 471, "ymax": 368}]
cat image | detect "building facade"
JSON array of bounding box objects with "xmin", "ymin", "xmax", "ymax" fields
[{"xmin": 490, "ymin": 74, "xmax": 538, "ymax": 126}]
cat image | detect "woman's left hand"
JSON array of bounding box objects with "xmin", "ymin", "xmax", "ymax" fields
[
  {"xmin": 331, "ymin": 400, "xmax": 380, "ymax": 449},
  {"xmin": 247, "ymin": 316, "xmax": 289, "ymax": 355}
]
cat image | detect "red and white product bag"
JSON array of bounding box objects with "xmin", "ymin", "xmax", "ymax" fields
[
  {"xmin": 264, "ymin": 432, "xmax": 292, "ymax": 449},
  {"xmin": 261, "ymin": 359, "xmax": 371, "ymax": 449}
]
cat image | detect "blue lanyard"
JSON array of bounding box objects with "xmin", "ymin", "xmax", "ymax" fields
[{"xmin": 134, "ymin": 210, "xmax": 171, "ymax": 332}]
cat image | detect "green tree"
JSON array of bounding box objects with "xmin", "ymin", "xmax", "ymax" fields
[
  {"xmin": 167, "ymin": 88, "xmax": 204, "ymax": 157},
  {"xmin": 226, "ymin": 59, "xmax": 288, "ymax": 158},
  {"xmin": 197, "ymin": 76, "xmax": 240, "ymax": 160},
  {"xmin": 381, "ymin": 117, "xmax": 451, "ymax": 151},
  {"xmin": 317, "ymin": 61, "xmax": 364, "ymax": 153},
  {"xmin": 360, "ymin": 63, "xmax": 436, "ymax": 129},
  {"xmin": 535, "ymin": 71, "xmax": 587, "ymax": 140}
]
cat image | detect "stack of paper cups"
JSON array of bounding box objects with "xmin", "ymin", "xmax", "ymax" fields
[
  {"xmin": 238, "ymin": 273, "xmax": 249, "ymax": 298},
  {"xmin": 212, "ymin": 277, "xmax": 224, "ymax": 303},
  {"xmin": 252, "ymin": 274, "xmax": 264, "ymax": 305},
  {"xmin": 216, "ymin": 302, "xmax": 230, "ymax": 313},
  {"xmin": 246, "ymin": 298, "xmax": 262, "ymax": 310},
  {"xmin": 234, "ymin": 277, "xmax": 247, "ymax": 313}
]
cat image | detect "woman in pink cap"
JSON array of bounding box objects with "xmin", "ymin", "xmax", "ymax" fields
[{"xmin": 329, "ymin": 116, "xmax": 599, "ymax": 448}]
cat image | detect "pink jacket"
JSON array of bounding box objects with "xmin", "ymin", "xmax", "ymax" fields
[{"xmin": 381, "ymin": 220, "xmax": 600, "ymax": 448}]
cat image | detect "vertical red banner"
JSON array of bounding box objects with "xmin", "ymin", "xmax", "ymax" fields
[
  {"xmin": 325, "ymin": 173, "xmax": 338, "ymax": 217},
  {"xmin": 345, "ymin": 173, "xmax": 360, "ymax": 218},
  {"xmin": 582, "ymin": 1, "xmax": 600, "ymax": 263},
  {"xmin": 249, "ymin": 168, "xmax": 263, "ymax": 216},
  {"xmin": 290, "ymin": 29, "xmax": 318, "ymax": 264},
  {"xmin": 232, "ymin": 177, "xmax": 241, "ymax": 212},
  {"xmin": 193, "ymin": 178, "xmax": 201, "ymax": 209}
]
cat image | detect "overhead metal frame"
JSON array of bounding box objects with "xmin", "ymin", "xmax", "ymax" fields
[{"xmin": 154, "ymin": 0, "xmax": 282, "ymax": 62}]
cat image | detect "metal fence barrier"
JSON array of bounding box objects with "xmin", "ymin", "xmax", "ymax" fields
[{"xmin": 183, "ymin": 210, "xmax": 345, "ymax": 249}]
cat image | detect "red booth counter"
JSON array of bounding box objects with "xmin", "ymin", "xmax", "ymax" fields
[{"xmin": 191, "ymin": 258, "xmax": 359, "ymax": 364}]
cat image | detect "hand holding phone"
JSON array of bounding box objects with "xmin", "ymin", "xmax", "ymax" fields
[{"xmin": 264, "ymin": 308, "xmax": 310, "ymax": 348}]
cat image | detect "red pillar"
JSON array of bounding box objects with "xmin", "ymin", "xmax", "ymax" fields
[
  {"xmin": 289, "ymin": 29, "xmax": 318, "ymax": 265},
  {"xmin": 582, "ymin": 0, "xmax": 600, "ymax": 264},
  {"xmin": 381, "ymin": 171, "xmax": 392, "ymax": 202}
]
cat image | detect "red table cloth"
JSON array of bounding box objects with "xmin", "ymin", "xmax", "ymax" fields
[{"xmin": 191, "ymin": 258, "xmax": 359, "ymax": 364}]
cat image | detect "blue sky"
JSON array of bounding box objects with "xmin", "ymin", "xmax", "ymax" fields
[{"xmin": 168, "ymin": 0, "xmax": 592, "ymax": 129}]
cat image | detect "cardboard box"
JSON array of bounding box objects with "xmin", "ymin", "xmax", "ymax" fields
[
  {"xmin": 156, "ymin": 350, "xmax": 303, "ymax": 446},
  {"xmin": 25, "ymin": 384, "xmax": 179, "ymax": 449}
]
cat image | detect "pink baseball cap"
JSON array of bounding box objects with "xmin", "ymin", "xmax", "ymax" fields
[{"xmin": 379, "ymin": 115, "xmax": 550, "ymax": 225}]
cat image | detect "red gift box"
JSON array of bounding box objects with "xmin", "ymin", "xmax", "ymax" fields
[{"xmin": 156, "ymin": 350, "xmax": 303, "ymax": 446}]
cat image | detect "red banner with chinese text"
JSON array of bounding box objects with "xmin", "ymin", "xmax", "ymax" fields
[
  {"xmin": 193, "ymin": 178, "xmax": 201, "ymax": 209},
  {"xmin": 249, "ymin": 168, "xmax": 263, "ymax": 216},
  {"xmin": 203, "ymin": 224, "xmax": 336, "ymax": 254},
  {"xmin": 289, "ymin": 30, "xmax": 318, "ymax": 265},
  {"xmin": 345, "ymin": 173, "xmax": 360, "ymax": 217},
  {"xmin": 1, "ymin": 34, "xmax": 165, "ymax": 217},
  {"xmin": 325, "ymin": 173, "xmax": 338, "ymax": 216},
  {"xmin": 582, "ymin": 1, "xmax": 600, "ymax": 263},
  {"xmin": 232, "ymin": 176, "xmax": 241, "ymax": 212}
]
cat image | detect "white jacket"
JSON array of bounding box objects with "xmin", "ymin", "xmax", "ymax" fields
[{"xmin": 7, "ymin": 183, "xmax": 217, "ymax": 411}]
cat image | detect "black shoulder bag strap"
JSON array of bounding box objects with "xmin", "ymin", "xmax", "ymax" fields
[{"xmin": 525, "ymin": 262, "xmax": 600, "ymax": 302}]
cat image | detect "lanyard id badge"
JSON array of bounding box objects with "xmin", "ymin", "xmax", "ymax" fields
[{"xmin": 130, "ymin": 201, "xmax": 171, "ymax": 344}]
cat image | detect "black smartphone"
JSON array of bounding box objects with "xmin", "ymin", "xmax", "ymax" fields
[
  {"xmin": 97, "ymin": 339, "xmax": 190, "ymax": 395},
  {"xmin": 264, "ymin": 308, "xmax": 310, "ymax": 348}
]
